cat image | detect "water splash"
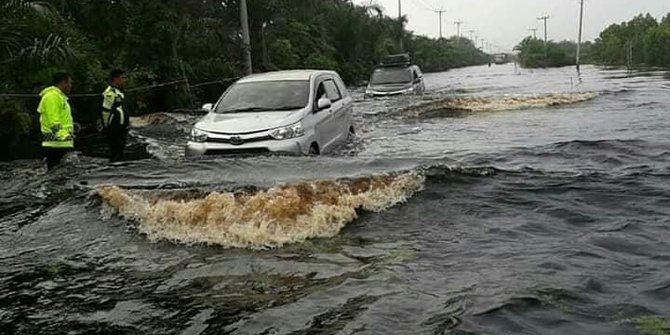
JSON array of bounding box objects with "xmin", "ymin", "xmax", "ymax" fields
[
  {"xmin": 97, "ymin": 173, "xmax": 424, "ymax": 249},
  {"xmin": 404, "ymin": 92, "xmax": 598, "ymax": 118},
  {"xmin": 129, "ymin": 113, "xmax": 182, "ymax": 128}
]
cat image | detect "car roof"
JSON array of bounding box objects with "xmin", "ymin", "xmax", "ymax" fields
[
  {"xmin": 237, "ymin": 70, "xmax": 335, "ymax": 83},
  {"xmin": 374, "ymin": 66, "xmax": 412, "ymax": 72}
]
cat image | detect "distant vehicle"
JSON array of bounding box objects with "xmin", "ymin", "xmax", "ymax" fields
[
  {"xmin": 365, "ymin": 54, "xmax": 425, "ymax": 98},
  {"xmin": 186, "ymin": 70, "xmax": 354, "ymax": 157},
  {"xmin": 493, "ymin": 53, "xmax": 511, "ymax": 65}
]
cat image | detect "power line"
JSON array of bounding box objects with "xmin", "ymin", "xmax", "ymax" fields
[
  {"xmin": 410, "ymin": 0, "xmax": 436, "ymax": 12},
  {"xmin": 0, "ymin": 77, "xmax": 242, "ymax": 99}
]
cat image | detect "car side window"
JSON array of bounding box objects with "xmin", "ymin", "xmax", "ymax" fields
[
  {"xmin": 316, "ymin": 82, "xmax": 327, "ymax": 101},
  {"xmin": 334, "ymin": 76, "xmax": 349, "ymax": 97},
  {"xmin": 323, "ymin": 80, "xmax": 342, "ymax": 102}
]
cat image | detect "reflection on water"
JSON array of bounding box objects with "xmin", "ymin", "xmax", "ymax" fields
[{"xmin": 1, "ymin": 65, "xmax": 670, "ymax": 334}]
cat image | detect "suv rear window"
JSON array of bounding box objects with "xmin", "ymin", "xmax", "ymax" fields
[{"xmin": 370, "ymin": 68, "xmax": 412, "ymax": 85}]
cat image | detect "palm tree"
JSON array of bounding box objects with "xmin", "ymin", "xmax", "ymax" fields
[{"xmin": 0, "ymin": 0, "xmax": 79, "ymax": 69}]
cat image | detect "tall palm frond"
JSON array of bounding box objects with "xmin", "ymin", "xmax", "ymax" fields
[{"xmin": 0, "ymin": 0, "xmax": 79, "ymax": 65}]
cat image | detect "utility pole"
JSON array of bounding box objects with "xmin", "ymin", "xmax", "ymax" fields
[
  {"xmin": 467, "ymin": 30, "xmax": 476, "ymax": 62},
  {"xmin": 529, "ymin": 28, "xmax": 538, "ymax": 39},
  {"xmin": 576, "ymin": 0, "xmax": 584, "ymax": 71},
  {"xmin": 435, "ymin": 10, "xmax": 447, "ymax": 39},
  {"xmin": 240, "ymin": 0, "xmax": 252, "ymax": 74},
  {"xmin": 538, "ymin": 16, "xmax": 549, "ymax": 46},
  {"xmin": 398, "ymin": 0, "xmax": 404, "ymax": 50},
  {"xmin": 468, "ymin": 30, "xmax": 475, "ymax": 42},
  {"xmin": 481, "ymin": 39, "xmax": 485, "ymax": 50},
  {"xmin": 261, "ymin": 22, "xmax": 269, "ymax": 67},
  {"xmin": 538, "ymin": 15, "xmax": 550, "ymax": 62},
  {"xmin": 454, "ymin": 20, "xmax": 463, "ymax": 46}
]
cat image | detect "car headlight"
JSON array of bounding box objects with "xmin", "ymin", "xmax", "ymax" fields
[
  {"xmin": 270, "ymin": 122, "xmax": 304, "ymax": 140},
  {"xmin": 189, "ymin": 128, "xmax": 208, "ymax": 143}
]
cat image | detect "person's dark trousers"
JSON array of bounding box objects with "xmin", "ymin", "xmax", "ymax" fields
[
  {"xmin": 43, "ymin": 147, "xmax": 68, "ymax": 171},
  {"xmin": 108, "ymin": 127, "xmax": 128, "ymax": 162}
]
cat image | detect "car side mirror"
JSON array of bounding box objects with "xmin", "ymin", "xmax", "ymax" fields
[
  {"xmin": 201, "ymin": 103, "xmax": 213, "ymax": 112},
  {"xmin": 317, "ymin": 98, "xmax": 332, "ymax": 111}
]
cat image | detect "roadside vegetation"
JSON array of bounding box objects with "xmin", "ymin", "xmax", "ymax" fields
[
  {"xmin": 515, "ymin": 13, "xmax": 670, "ymax": 68},
  {"xmin": 514, "ymin": 38, "xmax": 592, "ymax": 68},
  {"xmin": 592, "ymin": 13, "xmax": 670, "ymax": 67},
  {"xmin": 0, "ymin": 0, "xmax": 489, "ymax": 92}
]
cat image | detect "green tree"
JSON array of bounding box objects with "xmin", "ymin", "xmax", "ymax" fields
[
  {"xmin": 592, "ymin": 13, "xmax": 668, "ymax": 66},
  {"xmin": 644, "ymin": 15, "xmax": 670, "ymax": 67}
]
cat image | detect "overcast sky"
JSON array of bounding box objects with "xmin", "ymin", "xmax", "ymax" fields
[{"xmin": 354, "ymin": 0, "xmax": 669, "ymax": 51}]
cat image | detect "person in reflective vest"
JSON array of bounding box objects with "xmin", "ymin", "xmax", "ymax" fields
[
  {"xmin": 101, "ymin": 69, "xmax": 130, "ymax": 162},
  {"xmin": 37, "ymin": 72, "xmax": 74, "ymax": 170}
]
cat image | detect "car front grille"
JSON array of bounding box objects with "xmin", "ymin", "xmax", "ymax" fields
[
  {"xmin": 206, "ymin": 135, "xmax": 273, "ymax": 145},
  {"xmin": 204, "ymin": 148, "xmax": 271, "ymax": 156}
]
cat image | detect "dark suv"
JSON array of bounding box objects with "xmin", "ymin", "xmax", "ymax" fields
[{"xmin": 365, "ymin": 54, "xmax": 425, "ymax": 98}]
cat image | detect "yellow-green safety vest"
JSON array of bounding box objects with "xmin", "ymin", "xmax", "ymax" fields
[
  {"xmin": 101, "ymin": 86, "xmax": 126, "ymax": 128},
  {"xmin": 37, "ymin": 86, "xmax": 74, "ymax": 148}
]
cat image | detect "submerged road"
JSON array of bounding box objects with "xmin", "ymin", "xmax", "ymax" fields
[{"xmin": 1, "ymin": 64, "xmax": 669, "ymax": 334}]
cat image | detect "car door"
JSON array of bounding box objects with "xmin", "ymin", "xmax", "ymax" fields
[
  {"xmin": 414, "ymin": 66, "xmax": 425, "ymax": 94},
  {"xmin": 311, "ymin": 78, "xmax": 334, "ymax": 151},
  {"xmin": 411, "ymin": 67, "xmax": 420, "ymax": 92},
  {"xmin": 321, "ymin": 78, "xmax": 347, "ymax": 147},
  {"xmin": 333, "ymin": 75, "xmax": 353, "ymax": 139}
]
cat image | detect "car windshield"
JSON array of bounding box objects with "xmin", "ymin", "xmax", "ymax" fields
[
  {"xmin": 370, "ymin": 68, "xmax": 412, "ymax": 85},
  {"xmin": 215, "ymin": 80, "xmax": 310, "ymax": 113}
]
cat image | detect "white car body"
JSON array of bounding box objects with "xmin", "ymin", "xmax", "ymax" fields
[{"xmin": 186, "ymin": 70, "xmax": 354, "ymax": 156}]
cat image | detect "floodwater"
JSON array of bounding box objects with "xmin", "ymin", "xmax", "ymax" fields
[{"xmin": 1, "ymin": 64, "xmax": 669, "ymax": 334}]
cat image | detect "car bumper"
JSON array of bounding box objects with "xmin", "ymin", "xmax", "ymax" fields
[
  {"xmin": 365, "ymin": 89, "xmax": 415, "ymax": 97},
  {"xmin": 185, "ymin": 138, "xmax": 307, "ymax": 157}
]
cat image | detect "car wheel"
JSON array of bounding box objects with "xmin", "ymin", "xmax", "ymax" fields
[{"xmin": 309, "ymin": 143, "xmax": 320, "ymax": 156}]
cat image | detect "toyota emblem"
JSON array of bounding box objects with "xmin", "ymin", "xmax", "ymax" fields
[{"xmin": 229, "ymin": 136, "xmax": 244, "ymax": 146}]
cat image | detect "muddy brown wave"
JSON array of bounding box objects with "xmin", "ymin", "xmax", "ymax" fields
[
  {"xmin": 404, "ymin": 92, "xmax": 597, "ymax": 117},
  {"xmin": 97, "ymin": 173, "xmax": 424, "ymax": 249}
]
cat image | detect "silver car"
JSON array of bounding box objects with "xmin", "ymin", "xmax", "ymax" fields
[
  {"xmin": 186, "ymin": 70, "xmax": 354, "ymax": 156},
  {"xmin": 365, "ymin": 65, "xmax": 425, "ymax": 98}
]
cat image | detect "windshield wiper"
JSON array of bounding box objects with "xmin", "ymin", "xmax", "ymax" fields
[
  {"xmin": 219, "ymin": 106, "xmax": 302, "ymax": 113},
  {"xmin": 218, "ymin": 107, "xmax": 272, "ymax": 113},
  {"xmin": 272, "ymin": 106, "xmax": 304, "ymax": 111},
  {"xmin": 378, "ymin": 81, "xmax": 409, "ymax": 85}
]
